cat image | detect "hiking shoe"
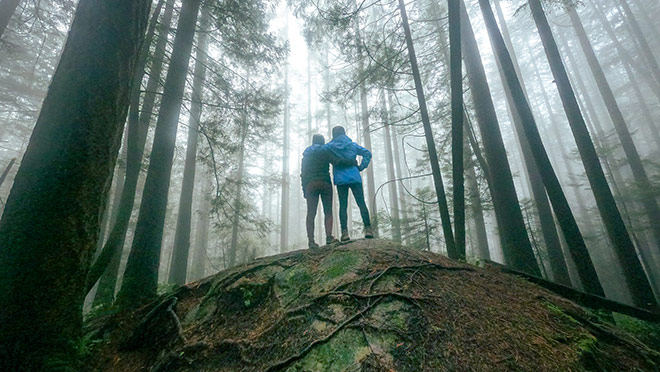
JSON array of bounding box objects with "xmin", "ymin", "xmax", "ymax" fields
[
  {"xmin": 364, "ymin": 226, "xmax": 374, "ymax": 239},
  {"xmin": 308, "ymin": 240, "xmax": 320, "ymax": 250},
  {"xmin": 326, "ymin": 236, "xmax": 339, "ymax": 245},
  {"xmin": 340, "ymin": 230, "xmax": 350, "ymax": 242}
]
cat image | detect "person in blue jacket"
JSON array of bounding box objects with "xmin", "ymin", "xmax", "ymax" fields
[
  {"xmin": 325, "ymin": 126, "xmax": 374, "ymax": 241},
  {"xmin": 301, "ymin": 134, "xmax": 357, "ymax": 249}
]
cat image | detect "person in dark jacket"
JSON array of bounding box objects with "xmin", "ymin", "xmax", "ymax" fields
[
  {"xmin": 301, "ymin": 134, "xmax": 356, "ymax": 249},
  {"xmin": 325, "ymin": 126, "xmax": 374, "ymax": 241}
]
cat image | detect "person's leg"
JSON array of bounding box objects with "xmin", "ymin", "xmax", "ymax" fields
[
  {"xmin": 306, "ymin": 188, "xmax": 320, "ymax": 246},
  {"xmin": 337, "ymin": 184, "xmax": 349, "ymax": 233},
  {"xmin": 319, "ymin": 183, "xmax": 335, "ymax": 242},
  {"xmin": 350, "ymin": 183, "xmax": 371, "ymax": 227}
]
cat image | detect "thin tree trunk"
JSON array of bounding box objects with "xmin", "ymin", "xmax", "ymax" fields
[
  {"xmin": 530, "ymin": 0, "xmax": 656, "ymax": 309},
  {"xmin": 85, "ymin": 0, "xmax": 172, "ymax": 295},
  {"xmin": 229, "ymin": 113, "xmax": 248, "ymax": 267},
  {"xmin": 189, "ymin": 174, "xmax": 210, "ymax": 281},
  {"xmin": 568, "ymin": 6, "xmax": 660, "ymax": 260},
  {"xmin": 280, "ymin": 62, "xmax": 290, "ymax": 253},
  {"xmin": 449, "ymin": 0, "xmax": 465, "ymax": 260},
  {"xmin": 487, "ymin": 1, "xmax": 570, "ymax": 285},
  {"xmin": 398, "ymin": 0, "xmax": 455, "ymax": 254},
  {"xmin": 461, "ymin": 1, "xmax": 538, "ymax": 276},
  {"xmin": 0, "ymin": 0, "xmax": 20, "ymax": 39},
  {"xmin": 465, "ymin": 155, "xmax": 490, "ymax": 260},
  {"xmin": 168, "ymin": 8, "xmax": 209, "ymax": 284},
  {"xmin": 590, "ymin": 0, "xmax": 660, "ymax": 150},
  {"xmin": 382, "ymin": 91, "xmax": 401, "ymax": 242},
  {"xmin": 0, "ymin": 158, "xmax": 16, "ymax": 189},
  {"xmin": 388, "ymin": 90, "xmax": 411, "ymax": 239},
  {"xmin": 480, "ymin": 0, "xmax": 604, "ymax": 290},
  {"xmin": 617, "ymin": 0, "xmax": 660, "ymax": 89},
  {"xmin": 117, "ymin": 0, "xmax": 201, "ymax": 306},
  {"xmin": 0, "ymin": 0, "xmax": 150, "ymax": 368}
]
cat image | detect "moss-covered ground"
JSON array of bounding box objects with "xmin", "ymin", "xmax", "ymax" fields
[{"xmin": 85, "ymin": 239, "xmax": 660, "ymax": 371}]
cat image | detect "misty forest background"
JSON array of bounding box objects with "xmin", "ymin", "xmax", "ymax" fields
[{"xmin": 1, "ymin": 0, "xmax": 660, "ymax": 360}]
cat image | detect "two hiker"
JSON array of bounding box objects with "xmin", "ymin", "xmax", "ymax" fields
[{"xmin": 301, "ymin": 126, "xmax": 374, "ymax": 249}]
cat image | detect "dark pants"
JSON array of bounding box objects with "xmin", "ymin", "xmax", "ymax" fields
[
  {"xmin": 305, "ymin": 181, "xmax": 333, "ymax": 242},
  {"xmin": 337, "ymin": 182, "xmax": 370, "ymax": 231}
]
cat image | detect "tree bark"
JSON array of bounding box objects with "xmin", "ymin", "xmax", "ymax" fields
[
  {"xmin": 449, "ymin": 0, "xmax": 465, "ymax": 260},
  {"xmin": 117, "ymin": 0, "xmax": 201, "ymax": 307},
  {"xmin": 530, "ymin": 0, "xmax": 656, "ymax": 309},
  {"xmin": 461, "ymin": 0, "xmax": 539, "ymax": 276},
  {"xmin": 398, "ymin": 0, "xmax": 455, "ymax": 254},
  {"xmin": 0, "ymin": 0, "xmax": 150, "ymax": 369},
  {"xmin": 168, "ymin": 8, "xmax": 210, "ymax": 284},
  {"xmin": 280, "ymin": 61, "xmax": 290, "ymax": 253},
  {"xmin": 85, "ymin": 0, "xmax": 173, "ymax": 297}
]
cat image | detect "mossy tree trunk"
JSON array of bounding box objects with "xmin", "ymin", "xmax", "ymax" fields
[
  {"xmin": 117, "ymin": 0, "xmax": 201, "ymax": 307},
  {"xmin": 0, "ymin": 0, "xmax": 151, "ymax": 369}
]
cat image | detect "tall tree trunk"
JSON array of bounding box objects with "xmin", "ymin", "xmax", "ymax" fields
[
  {"xmin": 356, "ymin": 44, "xmax": 378, "ymax": 235},
  {"xmin": 168, "ymin": 8, "xmax": 209, "ymax": 284},
  {"xmin": 280, "ymin": 61, "xmax": 290, "ymax": 254},
  {"xmin": 229, "ymin": 113, "xmax": 248, "ymax": 267},
  {"xmin": 190, "ymin": 174, "xmax": 211, "ymax": 281},
  {"xmin": 388, "ymin": 90, "xmax": 411, "ymax": 240},
  {"xmin": 487, "ymin": 0, "xmax": 570, "ymax": 285},
  {"xmin": 530, "ymin": 0, "xmax": 656, "ymax": 309},
  {"xmin": 117, "ymin": 0, "xmax": 201, "ymax": 306},
  {"xmin": 0, "ymin": 0, "xmax": 20, "ymax": 39},
  {"xmin": 449, "ymin": 0, "xmax": 465, "ymax": 260},
  {"xmin": 479, "ymin": 0, "xmax": 605, "ymax": 292},
  {"xmin": 381, "ymin": 91, "xmax": 402, "ymax": 242},
  {"xmin": 398, "ymin": 0, "xmax": 455, "ymax": 254},
  {"xmin": 465, "ymin": 155, "xmax": 490, "ymax": 260},
  {"xmin": 568, "ymin": 5, "xmax": 660, "ymax": 260},
  {"xmin": 461, "ymin": 1, "xmax": 539, "ymax": 276},
  {"xmin": 0, "ymin": 0, "xmax": 150, "ymax": 368},
  {"xmin": 85, "ymin": 0, "xmax": 172, "ymax": 296}
]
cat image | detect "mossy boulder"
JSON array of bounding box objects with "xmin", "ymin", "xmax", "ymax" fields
[{"xmin": 87, "ymin": 239, "xmax": 660, "ymax": 372}]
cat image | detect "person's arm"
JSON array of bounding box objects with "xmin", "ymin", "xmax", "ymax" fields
[
  {"xmin": 324, "ymin": 147, "xmax": 357, "ymax": 168},
  {"xmin": 354, "ymin": 143, "xmax": 372, "ymax": 171}
]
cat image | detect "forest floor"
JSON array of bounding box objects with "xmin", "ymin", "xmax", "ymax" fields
[{"xmin": 85, "ymin": 239, "xmax": 660, "ymax": 371}]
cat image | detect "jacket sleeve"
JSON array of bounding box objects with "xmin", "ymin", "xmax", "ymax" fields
[
  {"xmin": 324, "ymin": 147, "xmax": 357, "ymax": 168},
  {"xmin": 354, "ymin": 143, "xmax": 372, "ymax": 171}
]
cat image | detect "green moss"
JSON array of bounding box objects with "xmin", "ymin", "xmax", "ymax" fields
[
  {"xmin": 274, "ymin": 263, "xmax": 313, "ymax": 307},
  {"xmin": 316, "ymin": 251, "xmax": 365, "ymax": 292},
  {"xmin": 371, "ymin": 300, "xmax": 410, "ymax": 330},
  {"xmin": 542, "ymin": 301, "xmax": 580, "ymax": 326},
  {"xmin": 284, "ymin": 329, "xmax": 371, "ymax": 372},
  {"xmin": 613, "ymin": 313, "xmax": 660, "ymax": 349}
]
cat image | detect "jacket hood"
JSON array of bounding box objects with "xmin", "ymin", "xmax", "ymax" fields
[
  {"xmin": 303, "ymin": 144, "xmax": 324, "ymax": 157},
  {"xmin": 329, "ymin": 134, "xmax": 354, "ymax": 151}
]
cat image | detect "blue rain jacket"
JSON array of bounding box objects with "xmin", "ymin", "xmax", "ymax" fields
[{"xmin": 325, "ymin": 134, "xmax": 372, "ymax": 185}]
